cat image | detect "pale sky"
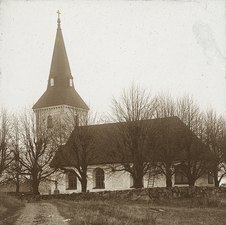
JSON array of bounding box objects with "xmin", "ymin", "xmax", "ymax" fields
[{"xmin": 0, "ymin": 0, "xmax": 225, "ymax": 117}]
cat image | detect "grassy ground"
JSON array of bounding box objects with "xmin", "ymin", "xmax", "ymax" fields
[
  {"xmin": 53, "ymin": 195, "xmax": 226, "ymax": 225},
  {"xmin": 0, "ymin": 193, "xmax": 24, "ymax": 225}
]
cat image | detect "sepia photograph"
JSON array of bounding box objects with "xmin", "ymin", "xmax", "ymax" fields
[{"xmin": 0, "ymin": 0, "xmax": 226, "ymax": 224}]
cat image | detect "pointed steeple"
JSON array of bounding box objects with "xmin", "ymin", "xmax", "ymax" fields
[
  {"xmin": 48, "ymin": 10, "xmax": 72, "ymax": 87},
  {"xmin": 33, "ymin": 12, "xmax": 88, "ymax": 110}
]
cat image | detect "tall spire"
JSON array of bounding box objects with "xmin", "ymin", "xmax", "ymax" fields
[
  {"xmin": 48, "ymin": 11, "xmax": 72, "ymax": 86},
  {"xmin": 33, "ymin": 12, "xmax": 89, "ymax": 110}
]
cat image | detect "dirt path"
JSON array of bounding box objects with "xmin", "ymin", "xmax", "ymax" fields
[{"xmin": 14, "ymin": 202, "xmax": 69, "ymax": 225}]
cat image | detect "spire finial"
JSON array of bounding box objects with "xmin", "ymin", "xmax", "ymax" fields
[{"xmin": 57, "ymin": 10, "xmax": 61, "ymax": 28}]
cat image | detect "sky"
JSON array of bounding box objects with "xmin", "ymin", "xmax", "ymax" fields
[{"xmin": 0, "ymin": 0, "xmax": 225, "ymax": 118}]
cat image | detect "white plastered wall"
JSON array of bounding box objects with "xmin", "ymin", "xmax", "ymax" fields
[{"xmin": 46, "ymin": 165, "xmax": 215, "ymax": 195}]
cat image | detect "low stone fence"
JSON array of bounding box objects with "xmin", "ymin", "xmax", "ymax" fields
[{"xmin": 11, "ymin": 186, "xmax": 226, "ymax": 202}]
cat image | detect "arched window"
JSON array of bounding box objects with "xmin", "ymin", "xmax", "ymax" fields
[
  {"xmin": 47, "ymin": 115, "xmax": 53, "ymax": 128},
  {"xmin": 175, "ymin": 166, "xmax": 188, "ymax": 185},
  {"xmin": 68, "ymin": 171, "xmax": 77, "ymax": 190},
  {"xmin": 50, "ymin": 78, "xmax": 54, "ymax": 86},
  {"xmin": 94, "ymin": 168, "xmax": 105, "ymax": 189}
]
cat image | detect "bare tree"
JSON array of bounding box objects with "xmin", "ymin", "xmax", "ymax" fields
[
  {"xmin": 52, "ymin": 112, "xmax": 96, "ymax": 193},
  {"xmin": 176, "ymin": 96, "xmax": 210, "ymax": 186},
  {"xmin": 153, "ymin": 94, "xmax": 178, "ymax": 187},
  {"xmin": 108, "ymin": 84, "xmax": 158, "ymax": 188},
  {"xmin": 7, "ymin": 115, "xmax": 22, "ymax": 193},
  {"xmin": 18, "ymin": 111, "xmax": 58, "ymax": 194},
  {"xmin": 0, "ymin": 109, "xmax": 12, "ymax": 183},
  {"xmin": 155, "ymin": 93, "xmax": 176, "ymax": 118},
  {"xmin": 204, "ymin": 110, "xmax": 226, "ymax": 187}
]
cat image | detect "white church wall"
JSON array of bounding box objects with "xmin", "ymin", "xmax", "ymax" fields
[
  {"xmin": 196, "ymin": 175, "xmax": 214, "ymax": 187},
  {"xmin": 220, "ymin": 176, "xmax": 226, "ymax": 186},
  {"xmin": 219, "ymin": 166, "xmax": 226, "ymax": 186},
  {"xmin": 143, "ymin": 173, "xmax": 166, "ymax": 188},
  {"xmin": 47, "ymin": 171, "xmax": 82, "ymax": 194},
  {"xmin": 45, "ymin": 165, "xmax": 215, "ymax": 195},
  {"xmin": 86, "ymin": 164, "xmax": 132, "ymax": 192},
  {"xmin": 172, "ymin": 173, "xmax": 214, "ymax": 187}
]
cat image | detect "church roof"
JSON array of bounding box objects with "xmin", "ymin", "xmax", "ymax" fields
[
  {"xmin": 50, "ymin": 117, "xmax": 208, "ymax": 168},
  {"xmin": 33, "ymin": 13, "xmax": 88, "ymax": 110}
]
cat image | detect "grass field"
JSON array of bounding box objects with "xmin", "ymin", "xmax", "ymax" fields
[
  {"xmin": 0, "ymin": 193, "xmax": 24, "ymax": 225},
  {"xmin": 1, "ymin": 192, "xmax": 226, "ymax": 225},
  {"xmin": 53, "ymin": 195, "xmax": 226, "ymax": 225}
]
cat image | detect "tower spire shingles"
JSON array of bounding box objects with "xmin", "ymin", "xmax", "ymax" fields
[{"xmin": 33, "ymin": 13, "xmax": 88, "ymax": 110}]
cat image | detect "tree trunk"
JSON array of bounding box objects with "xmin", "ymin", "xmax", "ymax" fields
[
  {"xmin": 213, "ymin": 170, "xmax": 219, "ymax": 187},
  {"xmin": 165, "ymin": 166, "xmax": 172, "ymax": 187},
  {"xmin": 15, "ymin": 173, "xmax": 20, "ymax": 193},
  {"xmin": 188, "ymin": 178, "xmax": 195, "ymax": 187},
  {"xmin": 32, "ymin": 176, "xmax": 40, "ymax": 195},
  {"xmin": 81, "ymin": 177, "xmax": 87, "ymax": 193},
  {"xmin": 166, "ymin": 175, "xmax": 172, "ymax": 188},
  {"xmin": 133, "ymin": 176, "xmax": 143, "ymax": 188}
]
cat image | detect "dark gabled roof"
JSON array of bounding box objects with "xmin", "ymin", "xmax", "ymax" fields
[
  {"xmin": 50, "ymin": 116, "xmax": 207, "ymax": 168},
  {"xmin": 33, "ymin": 16, "xmax": 88, "ymax": 110}
]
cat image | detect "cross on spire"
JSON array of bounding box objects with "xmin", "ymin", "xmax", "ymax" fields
[
  {"xmin": 57, "ymin": 10, "xmax": 61, "ymax": 27},
  {"xmin": 57, "ymin": 10, "xmax": 61, "ymax": 19}
]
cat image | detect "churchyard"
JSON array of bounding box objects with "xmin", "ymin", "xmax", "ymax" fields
[{"xmin": 1, "ymin": 187, "xmax": 226, "ymax": 225}]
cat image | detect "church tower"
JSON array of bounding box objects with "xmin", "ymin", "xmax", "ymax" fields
[{"xmin": 33, "ymin": 12, "xmax": 88, "ymax": 139}]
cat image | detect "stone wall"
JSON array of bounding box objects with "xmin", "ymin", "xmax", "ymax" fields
[{"xmin": 14, "ymin": 187, "xmax": 226, "ymax": 202}]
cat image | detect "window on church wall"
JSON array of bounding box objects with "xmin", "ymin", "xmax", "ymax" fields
[
  {"xmin": 67, "ymin": 171, "xmax": 77, "ymax": 190},
  {"xmin": 94, "ymin": 168, "xmax": 105, "ymax": 189},
  {"xmin": 50, "ymin": 78, "xmax": 54, "ymax": 86},
  {"xmin": 69, "ymin": 78, "xmax": 73, "ymax": 87},
  {"xmin": 174, "ymin": 166, "xmax": 188, "ymax": 185},
  {"xmin": 47, "ymin": 115, "xmax": 53, "ymax": 128}
]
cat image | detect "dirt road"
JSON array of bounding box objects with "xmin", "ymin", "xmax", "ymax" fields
[{"xmin": 15, "ymin": 202, "xmax": 69, "ymax": 225}]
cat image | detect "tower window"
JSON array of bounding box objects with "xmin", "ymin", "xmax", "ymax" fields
[
  {"xmin": 47, "ymin": 115, "xmax": 53, "ymax": 128},
  {"xmin": 50, "ymin": 78, "xmax": 54, "ymax": 86},
  {"xmin": 69, "ymin": 79, "xmax": 73, "ymax": 87}
]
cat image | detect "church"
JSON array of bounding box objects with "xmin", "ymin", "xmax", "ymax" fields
[{"xmin": 33, "ymin": 13, "xmax": 214, "ymax": 194}]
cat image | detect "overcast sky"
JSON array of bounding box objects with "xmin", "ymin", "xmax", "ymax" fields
[{"xmin": 0, "ymin": 0, "xmax": 225, "ymax": 117}]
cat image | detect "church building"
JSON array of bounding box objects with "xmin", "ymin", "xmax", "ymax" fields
[{"xmin": 33, "ymin": 13, "xmax": 214, "ymax": 194}]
